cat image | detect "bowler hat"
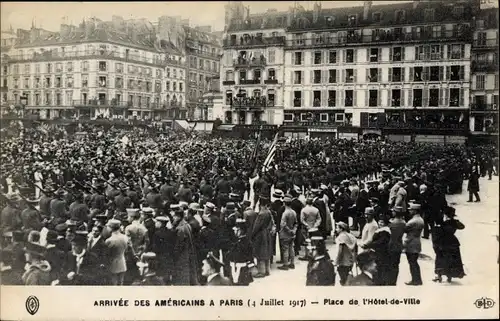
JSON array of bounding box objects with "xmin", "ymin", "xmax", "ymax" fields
[
  {"xmin": 46, "ymin": 230, "xmax": 59, "ymax": 245},
  {"xmin": 272, "ymin": 190, "xmax": 284, "ymax": 198},
  {"xmin": 205, "ymin": 202, "xmax": 215, "ymax": 210},
  {"xmin": 55, "ymin": 223, "xmax": 68, "ymax": 233},
  {"xmin": 155, "ymin": 216, "xmax": 169, "ymax": 223},
  {"xmin": 72, "ymin": 231, "xmax": 89, "ymax": 245}
]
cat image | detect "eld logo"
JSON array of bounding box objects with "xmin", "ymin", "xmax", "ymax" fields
[
  {"xmin": 25, "ymin": 295, "xmax": 40, "ymax": 315},
  {"xmin": 474, "ymin": 297, "xmax": 495, "ymax": 310}
]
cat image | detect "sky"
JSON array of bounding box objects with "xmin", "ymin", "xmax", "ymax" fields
[{"xmin": 1, "ymin": 1, "xmax": 411, "ymax": 34}]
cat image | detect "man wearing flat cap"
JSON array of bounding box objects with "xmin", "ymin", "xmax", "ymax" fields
[{"xmin": 202, "ymin": 252, "xmax": 231, "ymax": 286}]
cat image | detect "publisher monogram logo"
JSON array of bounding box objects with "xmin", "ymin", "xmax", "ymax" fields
[
  {"xmin": 26, "ymin": 295, "xmax": 40, "ymax": 315},
  {"xmin": 474, "ymin": 297, "xmax": 495, "ymax": 310}
]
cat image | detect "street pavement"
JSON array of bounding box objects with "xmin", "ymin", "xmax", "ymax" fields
[{"xmin": 250, "ymin": 176, "xmax": 499, "ymax": 287}]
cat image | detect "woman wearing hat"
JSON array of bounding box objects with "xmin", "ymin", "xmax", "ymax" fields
[
  {"xmin": 431, "ymin": 206, "xmax": 466, "ymax": 283},
  {"xmin": 22, "ymin": 241, "xmax": 52, "ymax": 285},
  {"xmin": 334, "ymin": 222, "xmax": 357, "ymax": 286},
  {"xmin": 361, "ymin": 215, "xmax": 391, "ymax": 285}
]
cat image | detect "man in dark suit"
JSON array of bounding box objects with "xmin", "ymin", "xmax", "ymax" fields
[
  {"xmin": 467, "ymin": 167, "xmax": 480, "ymax": 202},
  {"xmin": 201, "ymin": 252, "xmax": 231, "ymax": 286},
  {"xmin": 87, "ymin": 223, "xmax": 109, "ymax": 284},
  {"xmin": 60, "ymin": 230, "xmax": 101, "ymax": 285},
  {"xmin": 347, "ymin": 250, "xmax": 377, "ymax": 286}
]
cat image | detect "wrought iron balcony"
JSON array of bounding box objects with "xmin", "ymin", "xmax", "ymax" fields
[
  {"xmin": 470, "ymin": 103, "xmax": 498, "ymax": 112},
  {"xmin": 239, "ymin": 79, "xmax": 261, "ymax": 85},
  {"xmin": 284, "ymin": 120, "xmax": 340, "ymax": 127},
  {"xmin": 264, "ymin": 79, "xmax": 278, "ymax": 84},
  {"xmin": 471, "ymin": 61, "xmax": 499, "ymax": 72},
  {"xmin": 223, "ymin": 36, "xmax": 286, "ymax": 49},
  {"xmin": 222, "ymin": 80, "xmax": 236, "ymax": 85},
  {"xmin": 231, "ymin": 96, "xmax": 272, "ymax": 110},
  {"xmin": 473, "ymin": 39, "xmax": 498, "ymax": 49},
  {"xmin": 5, "ymin": 50, "xmax": 185, "ymax": 67},
  {"xmin": 233, "ymin": 57, "xmax": 266, "ymax": 69}
]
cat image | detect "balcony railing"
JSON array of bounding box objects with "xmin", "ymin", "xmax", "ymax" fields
[
  {"xmin": 71, "ymin": 99, "xmax": 183, "ymax": 109},
  {"xmin": 264, "ymin": 79, "xmax": 278, "ymax": 84},
  {"xmin": 286, "ymin": 29, "xmax": 472, "ymax": 49},
  {"xmin": 231, "ymin": 96, "xmax": 273, "ymax": 109},
  {"xmin": 223, "ymin": 36, "xmax": 286, "ymax": 48},
  {"xmin": 383, "ymin": 121, "xmax": 469, "ymax": 130},
  {"xmin": 285, "ymin": 120, "xmax": 341, "ymax": 127},
  {"xmin": 239, "ymin": 79, "xmax": 261, "ymax": 85},
  {"xmin": 233, "ymin": 57, "xmax": 266, "ymax": 68},
  {"xmin": 5, "ymin": 50, "xmax": 185, "ymax": 67},
  {"xmin": 471, "ymin": 61, "xmax": 499, "ymax": 72},
  {"xmin": 471, "ymin": 103, "xmax": 498, "ymax": 111},
  {"xmin": 473, "ymin": 39, "xmax": 498, "ymax": 48}
]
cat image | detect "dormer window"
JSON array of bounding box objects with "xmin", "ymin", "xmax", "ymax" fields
[
  {"xmin": 452, "ymin": 6, "xmax": 464, "ymax": 17},
  {"xmin": 348, "ymin": 14, "xmax": 357, "ymax": 26},
  {"xmin": 372, "ymin": 12, "xmax": 382, "ymax": 23},
  {"xmin": 326, "ymin": 16, "xmax": 335, "ymax": 26},
  {"xmin": 395, "ymin": 10, "xmax": 406, "ymax": 23}
]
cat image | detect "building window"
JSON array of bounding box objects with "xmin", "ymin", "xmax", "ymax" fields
[
  {"xmin": 254, "ymin": 69, "xmax": 262, "ymax": 82},
  {"xmin": 267, "ymin": 89, "xmax": 275, "ymax": 106},
  {"xmin": 495, "ymin": 74, "xmax": 499, "ymax": 89},
  {"xmin": 432, "ymin": 26, "xmax": 441, "ymax": 38},
  {"xmin": 294, "ymin": 52, "xmax": 302, "ymax": 65},
  {"xmin": 99, "ymin": 61, "xmax": 107, "ymax": 72},
  {"xmin": 82, "ymin": 75, "xmax": 88, "ymax": 88},
  {"xmin": 449, "ymin": 44, "xmax": 463, "ymax": 59},
  {"xmin": 328, "ymin": 69, "xmax": 337, "ymax": 83},
  {"xmin": 56, "ymin": 63, "xmax": 62, "ymax": 73},
  {"xmin": 329, "ymin": 50, "xmax": 337, "ymax": 64},
  {"xmin": 413, "ymin": 67, "xmax": 423, "ymax": 81},
  {"xmin": 345, "ymin": 49, "xmax": 355, "ymax": 63},
  {"xmin": 328, "ymin": 90, "xmax": 336, "ymax": 107},
  {"xmin": 45, "ymin": 77, "xmax": 51, "ymax": 88},
  {"xmin": 268, "ymin": 68, "xmax": 276, "ymax": 80},
  {"xmin": 413, "ymin": 89, "xmax": 423, "ymax": 107},
  {"xmin": 115, "ymin": 77, "xmax": 123, "ymax": 89},
  {"xmin": 391, "ymin": 47, "xmax": 403, "ymax": 62},
  {"xmin": 424, "ymin": 8, "xmax": 435, "ymax": 21},
  {"xmin": 369, "ymin": 90, "xmax": 378, "ymax": 107},
  {"xmin": 24, "ymin": 64, "xmax": 30, "ymax": 74},
  {"xmin": 293, "ymin": 91, "xmax": 302, "ymax": 107},
  {"xmin": 372, "ymin": 12, "xmax": 382, "ymax": 22},
  {"xmin": 476, "ymin": 75, "xmax": 486, "ymax": 90},
  {"xmin": 66, "ymin": 76, "xmax": 73, "ymax": 88},
  {"xmin": 450, "ymin": 65, "xmax": 463, "ymax": 81},
  {"xmin": 369, "ymin": 48, "xmax": 379, "ymax": 62},
  {"xmin": 24, "ymin": 77, "xmax": 30, "ymax": 89},
  {"xmin": 294, "ymin": 71, "xmax": 302, "ymax": 84},
  {"xmin": 82, "ymin": 61, "xmax": 89, "ymax": 72},
  {"xmin": 284, "ymin": 113, "xmax": 293, "ymax": 122},
  {"xmin": 167, "ymin": 68, "xmax": 171, "ymax": 77},
  {"xmin": 368, "ymin": 68, "xmax": 379, "ymax": 83},
  {"xmin": 345, "ymin": 90, "xmax": 354, "ymax": 107},
  {"xmin": 35, "ymin": 64, "xmax": 40, "ymax": 74},
  {"xmin": 225, "ymin": 70, "xmax": 234, "ymax": 81},
  {"xmin": 173, "ymin": 82, "xmax": 177, "ymax": 91},
  {"xmin": 391, "ymin": 67, "xmax": 402, "ymax": 82},
  {"xmin": 345, "ymin": 69, "xmax": 355, "ymax": 83},
  {"xmin": 449, "ymin": 88, "xmax": 460, "ymax": 106},
  {"xmin": 239, "ymin": 70, "xmax": 247, "ymax": 81},
  {"xmin": 268, "ymin": 49, "xmax": 275, "ymax": 64},
  {"xmin": 66, "ymin": 62, "xmax": 73, "ymax": 72},
  {"xmin": 391, "ymin": 89, "xmax": 401, "ymax": 107},
  {"xmin": 166, "ymin": 81, "xmax": 170, "ymax": 91},
  {"xmin": 348, "ymin": 14, "xmax": 357, "ymax": 26},
  {"xmin": 313, "ymin": 90, "xmax": 321, "ymax": 107},
  {"xmin": 395, "ymin": 10, "xmax": 406, "ymax": 23},
  {"xmin": 429, "ymin": 66, "xmax": 440, "ymax": 81},
  {"xmin": 452, "ymin": 6, "xmax": 464, "ymax": 17},
  {"xmin": 429, "ymin": 88, "xmax": 439, "ymax": 107},
  {"xmin": 313, "ymin": 70, "xmax": 321, "ymax": 84},
  {"xmin": 314, "ymin": 51, "xmax": 322, "ymax": 64},
  {"xmin": 47, "ymin": 63, "xmax": 52, "ymax": 73},
  {"xmin": 99, "ymin": 76, "xmax": 107, "ymax": 87}
]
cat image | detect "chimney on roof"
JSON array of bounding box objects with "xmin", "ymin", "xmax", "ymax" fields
[
  {"xmin": 287, "ymin": 6, "xmax": 294, "ymax": 27},
  {"xmin": 29, "ymin": 28, "xmax": 40, "ymax": 43},
  {"xmin": 363, "ymin": 1, "xmax": 372, "ymax": 21},
  {"xmin": 85, "ymin": 18, "xmax": 95, "ymax": 39},
  {"xmin": 313, "ymin": 2, "xmax": 321, "ymax": 23}
]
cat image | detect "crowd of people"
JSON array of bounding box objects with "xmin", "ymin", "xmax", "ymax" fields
[{"xmin": 0, "ymin": 122, "xmax": 497, "ymax": 286}]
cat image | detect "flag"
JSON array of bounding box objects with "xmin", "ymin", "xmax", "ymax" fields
[
  {"xmin": 251, "ymin": 125, "xmax": 263, "ymax": 166},
  {"xmin": 459, "ymin": 113, "xmax": 464, "ymax": 123},
  {"xmin": 440, "ymin": 113, "xmax": 445, "ymax": 122},
  {"xmin": 261, "ymin": 132, "xmax": 279, "ymax": 173}
]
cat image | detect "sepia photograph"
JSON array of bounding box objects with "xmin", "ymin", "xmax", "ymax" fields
[{"xmin": 0, "ymin": 0, "xmax": 499, "ymax": 319}]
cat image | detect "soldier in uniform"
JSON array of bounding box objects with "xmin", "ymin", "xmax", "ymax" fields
[
  {"xmin": 132, "ymin": 252, "xmax": 165, "ymax": 285},
  {"xmin": 21, "ymin": 197, "xmax": 43, "ymax": 234},
  {"xmin": 306, "ymin": 236, "xmax": 335, "ymax": 286},
  {"xmin": 226, "ymin": 218, "xmax": 254, "ymax": 286},
  {"xmin": 50, "ymin": 189, "xmax": 69, "ymax": 226}
]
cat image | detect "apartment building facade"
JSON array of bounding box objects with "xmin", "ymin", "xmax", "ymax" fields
[
  {"xmin": 470, "ymin": 6, "xmax": 499, "ymax": 140},
  {"xmin": 216, "ymin": 2, "xmax": 286, "ymax": 133},
  {"xmin": 4, "ymin": 17, "xmax": 187, "ymax": 120}
]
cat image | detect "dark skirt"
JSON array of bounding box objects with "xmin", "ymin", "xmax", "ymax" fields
[{"xmin": 434, "ymin": 246, "xmax": 466, "ymax": 278}]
